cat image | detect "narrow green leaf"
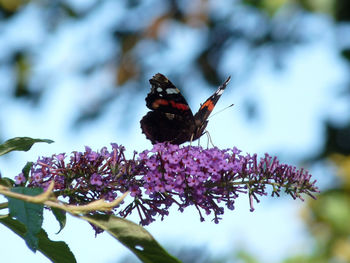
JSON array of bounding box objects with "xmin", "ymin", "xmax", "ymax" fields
[
  {"xmin": 0, "ymin": 215, "xmax": 76, "ymax": 263},
  {"xmin": 22, "ymin": 161, "xmax": 33, "ymax": 181},
  {"xmin": 82, "ymin": 214, "xmax": 182, "ymax": 263},
  {"xmin": 0, "ymin": 137, "xmax": 54, "ymax": 156},
  {"xmin": 7, "ymin": 187, "xmax": 44, "ymax": 251},
  {"xmin": 51, "ymin": 207, "xmax": 67, "ymax": 234}
]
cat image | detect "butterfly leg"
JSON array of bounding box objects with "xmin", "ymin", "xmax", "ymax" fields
[
  {"xmin": 189, "ymin": 133, "xmax": 194, "ymax": 146},
  {"xmin": 204, "ymin": 130, "xmax": 215, "ymax": 148}
]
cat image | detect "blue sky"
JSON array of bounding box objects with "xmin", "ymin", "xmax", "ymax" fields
[{"xmin": 0, "ymin": 2, "xmax": 349, "ymax": 262}]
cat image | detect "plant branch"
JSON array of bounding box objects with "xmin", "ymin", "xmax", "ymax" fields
[{"xmin": 0, "ymin": 182, "xmax": 129, "ymax": 215}]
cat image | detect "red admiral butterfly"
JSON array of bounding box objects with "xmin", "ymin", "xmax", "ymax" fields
[{"xmin": 140, "ymin": 73, "xmax": 231, "ymax": 145}]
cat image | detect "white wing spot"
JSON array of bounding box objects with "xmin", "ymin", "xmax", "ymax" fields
[
  {"xmin": 166, "ymin": 88, "xmax": 179, "ymax": 94},
  {"xmin": 216, "ymin": 89, "xmax": 224, "ymax": 95}
]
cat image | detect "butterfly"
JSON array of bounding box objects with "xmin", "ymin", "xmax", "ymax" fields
[{"xmin": 140, "ymin": 73, "xmax": 230, "ymax": 145}]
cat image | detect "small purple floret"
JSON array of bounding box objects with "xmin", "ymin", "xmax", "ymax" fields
[
  {"xmin": 14, "ymin": 173, "xmax": 26, "ymax": 185},
  {"xmin": 90, "ymin": 173, "xmax": 103, "ymax": 186}
]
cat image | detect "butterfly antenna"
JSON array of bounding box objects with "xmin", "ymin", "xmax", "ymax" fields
[{"xmin": 209, "ymin": 104, "xmax": 234, "ymax": 119}]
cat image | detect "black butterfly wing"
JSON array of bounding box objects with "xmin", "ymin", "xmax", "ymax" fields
[
  {"xmin": 140, "ymin": 111, "xmax": 194, "ymax": 144},
  {"xmin": 145, "ymin": 73, "xmax": 194, "ymax": 118},
  {"xmin": 192, "ymin": 76, "xmax": 231, "ymax": 140},
  {"xmin": 140, "ymin": 73, "xmax": 196, "ymax": 144}
]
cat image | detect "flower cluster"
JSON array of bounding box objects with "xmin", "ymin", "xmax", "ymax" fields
[
  {"xmin": 17, "ymin": 143, "xmax": 319, "ymax": 227},
  {"xmin": 26, "ymin": 144, "xmax": 130, "ymax": 207}
]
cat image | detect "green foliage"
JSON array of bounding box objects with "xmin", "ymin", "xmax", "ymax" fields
[
  {"xmin": 51, "ymin": 207, "xmax": 67, "ymax": 234},
  {"xmin": 21, "ymin": 161, "xmax": 33, "ymax": 182},
  {"xmin": 0, "ymin": 137, "xmax": 54, "ymax": 156},
  {"xmin": 82, "ymin": 214, "xmax": 182, "ymax": 263},
  {"xmin": 236, "ymin": 250, "xmax": 259, "ymax": 263},
  {"xmin": 7, "ymin": 187, "xmax": 44, "ymax": 251},
  {"xmin": 341, "ymin": 48, "xmax": 350, "ymax": 62},
  {"xmin": 0, "ymin": 177, "xmax": 15, "ymax": 187},
  {"xmin": 314, "ymin": 189, "xmax": 350, "ymax": 234},
  {"xmin": 0, "ymin": 215, "xmax": 76, "ymax": 263}
]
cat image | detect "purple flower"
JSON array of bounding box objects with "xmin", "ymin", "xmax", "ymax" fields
[
  {"xmin": 15, "ymin": 173, "xmax": 26, "ymax": 185},
  {"xmin": 90, "ymin": 173, "xmax": 103, "ymax": 186},
  {"xmin": 33, "ymin": 172, "xmax": 43, "ymax": 182},
  {"xmin": 144, "ymin": 183, "xmax": 155, "ymax": 195},
  {"xmin": 56, "ymin": 153, "xmax": 65, "ymax": 162},
  {"xmin": 23, "ymin": 142, "xmax": 318, "ymax": 233},
  {"xmin": 130, "ymin": 185, "xmax": 141, "ymax": 197}
]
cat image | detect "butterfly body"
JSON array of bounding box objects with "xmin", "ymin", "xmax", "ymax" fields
[{"xmin": 140, "ymin": 73, "xmax": 230, "ymax": 145}]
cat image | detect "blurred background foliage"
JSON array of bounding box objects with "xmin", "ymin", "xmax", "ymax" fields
[{"xmin": 1, "ymin": 0, "xmax": 350, "ymax": 262}]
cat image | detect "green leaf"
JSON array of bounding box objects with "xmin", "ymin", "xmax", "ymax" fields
[
  {"xmin": 51, "ymin": 207, "xmax": 67, "ymax": 234},
  {"xmin": 22, "ymin": 161, "xmax": 33, "ymax": 182},
  {"xmin": 82, "ymin": 214, "xmax": 182, "ymax": 263},
  {"xmin": 0, "ymin": 137, "xmax": 54, "ymax": 156},
  {"xmin": 0, "ymin": 177, "xmax": 15, "ymax": 187},
  {"xmin": 7, "ymin": 187, "xmax": 44, "ymax": 251},
  {"xmin": 0, "ymin": 215, "xmax": 76, "ymax": 263}
]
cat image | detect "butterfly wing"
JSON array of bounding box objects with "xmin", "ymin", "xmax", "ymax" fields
[
  {"xmin": 192, "ymin": 76, "xmax": 231, "ymax": 140},
  {"xmin": 140, "ymin": 73, "xmax": 196, "ymax": 144},
  {"xmin": 145, "ymin": 73, "xmax": 194, "ymax": 118},
  {"xmin": 140, "ymin": 111, "xmax": 194, "ymax": 144}
]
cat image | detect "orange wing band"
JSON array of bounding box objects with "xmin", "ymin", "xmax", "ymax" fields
[
  {"xmin": 152, "ymin": 99, "xmax": 169, "ymax": 108},
  {"xmin": 152, "ymin": 99, "xmax": 189, "ymax": 111},
  {"xmin": 201, "ymin": 100, "xmax": 214, "ymax": 111},
  {"xmin": 170, "ymin": 101, "xmax": 190, "ymax": 110}
]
